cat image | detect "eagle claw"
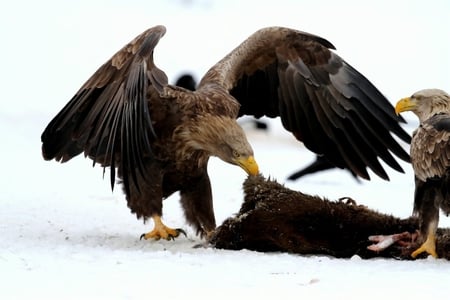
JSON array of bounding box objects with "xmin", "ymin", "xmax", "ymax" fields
[
  {"xmin": 174, "ymin": 228, "xmax": 187, "ymax": 238},
  {"xmin": 139, "ymin": 215, "xmax": 187, "ymax": 241},
  {"xmin": 140, "ymin": 228, "xmax": 187, "ymax": 241}
]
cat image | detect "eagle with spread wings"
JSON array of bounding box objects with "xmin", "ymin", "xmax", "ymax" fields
[{"xmin": 41, "ymin": 25, "xmax": 410, "ymax": 240}]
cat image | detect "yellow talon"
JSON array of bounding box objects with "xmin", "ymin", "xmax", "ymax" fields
[
  {"xmin": 140, "ymin": 215, "xmax": 186, "ymax": 241},
  {"xmin": 411, "ymin": 232, "xmax": 438, "ymax": 258}
]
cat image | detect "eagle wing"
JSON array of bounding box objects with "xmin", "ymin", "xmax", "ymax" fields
[
  {"xmin": 41, "ymin": 25, "xmax": 168, "ymax": 193},
  {"xmin": 199, "ymin": 27, "xmax": 411, "ymax": 180}
]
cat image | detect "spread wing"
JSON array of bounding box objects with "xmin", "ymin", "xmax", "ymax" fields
[
  {"xmin": 199, "ymin": 26, "xmax": 411, "ymax": 180},
  {"xmin": 41, "ymin": 25, "xmax": 168, "ymax": 193},
  {"xmin": 411, "ymin": 114, "xmax": 450, "ymax": 182}
]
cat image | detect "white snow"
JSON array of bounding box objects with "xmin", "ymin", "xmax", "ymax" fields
[{"xmin": 1, "ymin": 1, "xmax": 450, "ymax": 299}]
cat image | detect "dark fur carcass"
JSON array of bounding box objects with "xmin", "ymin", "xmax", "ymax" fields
[{"xmin": 210, "ymin": 175, "xmax": 450, "ymax": 259}]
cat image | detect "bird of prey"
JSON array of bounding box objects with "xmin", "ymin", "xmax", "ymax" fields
[
  {"xmin": 395, "ymin": 89, "xmax": 450, "ymax": 258},
  {"xmin": 41, "ymin": 25, "xmax": 410, "ymax": 240}
]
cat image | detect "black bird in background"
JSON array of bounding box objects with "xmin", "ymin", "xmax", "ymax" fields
[
  {"xmin": 287, "ymin": 155, "xmax": 360, "ymax": 181},
  {"xmin": 174, "ymin": 73, "xmax": 196, "ymax": 91}
]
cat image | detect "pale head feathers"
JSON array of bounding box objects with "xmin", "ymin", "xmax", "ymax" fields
[
  {"xmin": 174, "ymin": 115, "xmax": 254, "ymax": 165},
  {"xmin": 409, "ymin": 89, "xmax": 450, "ymax": 123}
]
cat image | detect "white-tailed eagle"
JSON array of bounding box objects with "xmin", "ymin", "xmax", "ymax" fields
[
  {"xmin": 395, "ymin": 89, "xmax": 450, "ymax": 257},
  {"xmin": 41, "ymin": 26, "xmax": 410, "ymax": 240}
]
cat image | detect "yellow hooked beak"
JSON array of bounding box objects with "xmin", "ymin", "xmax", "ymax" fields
[
  {"xmin": 236, "ymin": 155, "xmax": 259, "ymax": 176},
  {"xmin": 395, "ymin": 97, "xmax": 416, "ymax": 115}
]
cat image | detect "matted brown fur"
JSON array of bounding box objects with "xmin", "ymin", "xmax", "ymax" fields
[{"xmin": 210, "ymin": 175, "xmax": 450, "ymax": 259}]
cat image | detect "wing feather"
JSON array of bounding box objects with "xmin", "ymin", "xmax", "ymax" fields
[
  {"xmin": 41, "ymin": 25, "xmax": 168, "ymax": 194},
  {"xmin": 201, "ymin": 26, "xmax": 411, "ymax": 180}
]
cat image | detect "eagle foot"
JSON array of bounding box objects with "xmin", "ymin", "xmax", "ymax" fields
[
  {"xmin": 140, "ymin": 228, "xmax": 186, "ymax": 241},
  {"xmin": 411, "ymin": 232, "xmax": 438, "ymax": 258},
  {"xmin": 140, "ymin": 215, "xmax": 187, "ymax": 241}
]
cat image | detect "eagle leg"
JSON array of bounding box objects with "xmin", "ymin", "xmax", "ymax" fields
[
  {"xmin": 140, "ymin": 215, "xmax": 186, "ymax": 241},
  {"xmin": 411, "ymin": 231, "xmax": 437, "ymax": 258}
]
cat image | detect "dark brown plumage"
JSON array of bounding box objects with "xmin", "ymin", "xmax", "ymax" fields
[
  {"xmin": 41, "ymin": 25, "xmax": 410, "ymax": 240},
  {"xmin": 395, "ymin": 89, "xmax": 450, "ymax": 258},
  {"xmin": 210, "ymin": 174, "xmax": 450, "ymax": 259}
]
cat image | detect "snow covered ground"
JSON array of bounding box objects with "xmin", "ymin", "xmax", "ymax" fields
[{"xmin": 1, "ymin": 1, "xmax": 450, "ymax": 299}]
